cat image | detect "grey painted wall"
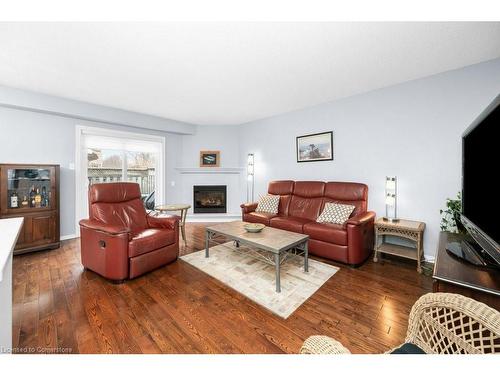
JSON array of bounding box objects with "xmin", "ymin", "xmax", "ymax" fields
[
  {"xmin": 0, "ymin": 107, "xmax": 185, "ymax": 238},
  {"xmin": 237, "ymin": 58, "xmax": 500, "ymax": 259},
  {"xmin": 0, "ymin": 85, "xmax": 196, "ymax": 135},
  {"xmin": 180, "ymin": 125, "xmax": 241, "ymax": 168}
]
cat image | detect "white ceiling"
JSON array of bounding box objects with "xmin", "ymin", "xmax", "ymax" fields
[{"xmin": 0, "ymin": 22, "xmax": 499, "ymax": 126}]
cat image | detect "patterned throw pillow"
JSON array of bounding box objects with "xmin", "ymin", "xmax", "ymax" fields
[
  {"xmin": 317, "ymin": 202, "xmax": 355, "ymax": 224},
  {"xmin": 255, "ymin": 194, "xmax": 280, "ymax": 214}
]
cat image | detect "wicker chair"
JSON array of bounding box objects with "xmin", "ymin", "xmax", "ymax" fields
[{"xmin": 300, "ymin": 293, "xmax": 500, "ymax": 354}]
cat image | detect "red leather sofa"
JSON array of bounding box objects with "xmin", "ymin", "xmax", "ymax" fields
[
  {"xmin": 241, "ymin": 181, "xmax": 375, "ymax": 266},
  {"xmin": 79, "ymin": 182, "xmax": 179, "ymax": 281}
]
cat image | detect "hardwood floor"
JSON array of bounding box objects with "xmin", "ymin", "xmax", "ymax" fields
[{"xmin": 12, "ymin": 223, "xmax": 432, "ymax": 354}]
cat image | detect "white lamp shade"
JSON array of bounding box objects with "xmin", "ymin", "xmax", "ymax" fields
[
  {"xmin": 247, "ymin": 153, "xmax": 254, "ymax": 176},
  {"xmin": 385, "ymin": 178, "xmax": 396, "ymax": 191},
  {"xmin": 385, "ymin": 194, "xmax": 396, "ymax": 206}
]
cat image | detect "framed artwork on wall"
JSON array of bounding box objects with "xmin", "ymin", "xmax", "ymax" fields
[
  {"xmin": 296, "ymin": 131, "xmax": 333, "ymax": 162},
  {"xmin": 200, "ymin": 151, "xmax": 220, "ymax": 167}
]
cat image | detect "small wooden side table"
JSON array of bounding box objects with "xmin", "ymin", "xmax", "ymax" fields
[
  {"xmin": 155, "ymin": 204, "xmax": 191, "ymax": 244},
  {"xmin": 373, "ymin": 218, "xmax": 426, "ymax": 273}
]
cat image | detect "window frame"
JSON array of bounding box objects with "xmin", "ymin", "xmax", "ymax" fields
[{"xmin": 75, "ymin": 126, "xmax": 165, "ymax": 235}]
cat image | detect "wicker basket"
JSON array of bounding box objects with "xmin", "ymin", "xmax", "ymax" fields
[
  {"xmin": 300, "ymin": 293, "xmax": 500, "ymax": 354},
  {"xmin": 300, "ymin": 335, "xmax": 351, "ymax": 354}
]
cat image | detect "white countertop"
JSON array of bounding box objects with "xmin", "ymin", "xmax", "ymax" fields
[{"xmin": 0, "ymin": 218, "xmax": 23, "ymax": 282}]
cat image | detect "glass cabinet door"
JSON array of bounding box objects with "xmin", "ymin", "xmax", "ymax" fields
[{"xmin": 6, "ymin": 167, "xmax": 53, "ymax": 210}]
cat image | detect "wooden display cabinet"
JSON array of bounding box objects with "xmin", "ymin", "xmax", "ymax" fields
[{"xmin": 0, "ymin": 164, "xmax": 60, "ymax": 254}]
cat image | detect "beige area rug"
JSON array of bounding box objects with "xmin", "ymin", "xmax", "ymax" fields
[{"xmin": 181, "ymin": 242, "xmax": 339, "ymax": 319}]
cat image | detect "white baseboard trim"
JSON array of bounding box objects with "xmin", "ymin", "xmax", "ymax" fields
[{"xmin": 60, "ymin": 234, "xmax": 78, "ymax": 241}]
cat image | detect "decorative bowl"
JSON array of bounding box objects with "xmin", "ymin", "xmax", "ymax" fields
[{"xmin": 244, "ymin": 223, "xmax": 265, "ymax": 233}]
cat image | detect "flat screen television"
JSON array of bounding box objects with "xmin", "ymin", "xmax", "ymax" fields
[{"xmin": 448, "ymin": 93, "xmax": 500, "ymax": 269}]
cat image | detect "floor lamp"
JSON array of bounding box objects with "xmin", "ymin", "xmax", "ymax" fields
[{"xmin": 247, "ymin": 153, "xmax": 254, "ymax": 202}]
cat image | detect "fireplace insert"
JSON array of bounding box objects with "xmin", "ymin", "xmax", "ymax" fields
[{"xmin": 193, "ymin": 185, "xmax": 227, "ymax": 213}]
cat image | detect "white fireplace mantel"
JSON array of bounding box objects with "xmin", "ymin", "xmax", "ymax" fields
[
  {"xmin": 175, "ymin": 167, "xmax": 245, "ymax": 175},
  {"xmin": 175, "ymin": 167, "xmax": 246, "ymax": 217}
]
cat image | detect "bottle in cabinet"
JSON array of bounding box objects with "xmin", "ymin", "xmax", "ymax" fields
[
  {"xmin": 35, "ymin": 188, "xmax": 42, "ymax": 208},
  {"xmin": 29, "ymin": 185, "xmax": 36, "ymax": 207},
  {"xmin": 41, "ymin": 186, "xmax": 49, "ymax": 207},
  {"xmin": 10, "ymin": 191, "xmax": 18, "ymax": 208}
]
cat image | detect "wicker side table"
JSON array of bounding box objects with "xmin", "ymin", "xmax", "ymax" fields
[{"xmin": 374, "ymin": 218, "xmax": 425, "ymax": 273}]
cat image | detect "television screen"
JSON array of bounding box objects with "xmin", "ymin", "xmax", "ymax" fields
[{"xmin": 462, "ymin": 100, "xmax": 499, "ymax": 247}]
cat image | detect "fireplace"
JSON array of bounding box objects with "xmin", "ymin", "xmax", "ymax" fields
[{"xmin": 193, "ymin": 185, "xmax": 227, "ymax": 213}]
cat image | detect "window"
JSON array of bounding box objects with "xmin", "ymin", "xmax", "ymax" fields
[
  {"xmin": 76, "ymin": 126, "xmax": 165, "ymax": 231},
  {"xmin": 86, "ymin": 149, "xmax": 157, "ymax": 198}
]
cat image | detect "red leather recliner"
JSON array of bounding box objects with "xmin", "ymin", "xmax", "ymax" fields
[
  {"xmin": 241, "ymin": 181, "xmax": 375, "ymax": 266},
  {"xmin": 79, "ymin": 182, "xmax": 179, "ymax": 281}
]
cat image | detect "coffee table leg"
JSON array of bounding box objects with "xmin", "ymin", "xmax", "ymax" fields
[
  {"xmin": 275, "ymin": 253, "xmax": 281, "ymax": 293},
  {"xmin": 304, "ymin": 241, "xmax": 309, "ymax": 272},
  {"xmin": 205, "ymin": 230, "xmax": 210, "ymax": 258}
]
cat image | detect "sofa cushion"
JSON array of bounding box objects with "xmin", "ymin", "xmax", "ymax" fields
[
  {"xmin": 268, "ymin": 180, "xmax": 294, "ymax": 195},
  {"xmin": 270, "ymin": 216, "xmax": 311, "ymax": 233},
  {"xmin": 288, "ymin": 196, "xmax": 324, "ymax": 221},
  {"xmin": 268, "ymin": 180, "xmax": 295, "ymax": 215},
  {"xmin": 317, "ymin": 202, "xmax": 355, "ymax": 224},
  {"xmin": 293, "ymin": 181, "xmax": 325, "ymax": 197},
  {"xmin": 129, "ymin": 228, "xmax": 175, "ymax": 258},
  {"xmin": 286, "ymin": 181, "xmax": 325, "ymax": 220},
  {"xmin": 244, "ymin": 211, "xmax": 278, "ymax": 226},
  {"xmin": 256, "ymin": 194, "xmax": 280, "ymax": 214},
  {"xmin": 323, "ymin": 182, "xmax": 368, "ymax": 216},
  {"xmin": 303, "ymin": 222, "xmax": 347, "ymax": 245}
]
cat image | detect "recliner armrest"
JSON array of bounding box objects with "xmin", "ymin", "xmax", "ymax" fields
[
  {"xmin": 147, "ymin": 215, "xmax": 179, "ymax": 230},
  {"xmin": 241, "ymin": 202, "xmax": 258, "ymax": 214},
  {"xmin": 79, "ymin": 219, "xmax": 129, "ymax": 235},
  {"xmin": 346, "ymin": 211, "xmax": 376, "ymax": 226},
  {"xmin": 345, "ymin": 211, "xmax": 376, "ymax": 265}
]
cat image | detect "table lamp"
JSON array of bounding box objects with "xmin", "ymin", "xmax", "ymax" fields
[{"xmin": 384, "ymin": 176, "xmax": 399, "ymax": 222}]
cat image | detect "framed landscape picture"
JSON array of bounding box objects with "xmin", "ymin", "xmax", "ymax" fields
[
  {"xmin": 200, "ymin": 151, "xmax": 220, "ymax": 167},
  {"xmin": 296, "ymin": 131, "xmax": 333, "ymax": 162}
]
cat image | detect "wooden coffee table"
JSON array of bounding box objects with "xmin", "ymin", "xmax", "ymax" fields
[{"xmin": 205, "ymin": 221, "xmax": 309, "ymax": 293}]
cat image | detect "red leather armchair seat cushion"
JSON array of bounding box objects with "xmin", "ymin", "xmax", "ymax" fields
[{"xmin": 129, "ymin": 228, "xmax": 176, "ymax": 257}]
